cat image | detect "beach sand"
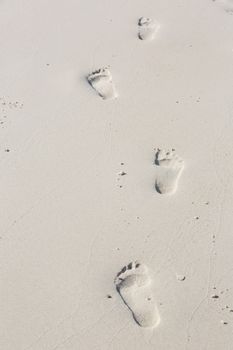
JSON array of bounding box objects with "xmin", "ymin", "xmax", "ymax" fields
[{"xmin": 1, "ymin": 0, "xmax": 233, "ymax": 349}]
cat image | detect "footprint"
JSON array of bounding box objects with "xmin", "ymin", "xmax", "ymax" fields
[
  {"xmin": 87, "ymin": 68, "xmax": 117, "ymax": 100},
  {"xmin": 114, "ymin": 261, "xmax": 160, "ymax": 328},
  {"xmin": 154, "ymin": 148, "xmax": 184, "ymax": 195},
  {"xmin": 138, "ymin": 17, "xmax": 160, "ymax": 41}
]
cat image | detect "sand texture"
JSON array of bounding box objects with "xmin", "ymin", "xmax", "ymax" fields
[{"xmin": 1, "ymin": 1, "xmax": 233, "ymax": 349}]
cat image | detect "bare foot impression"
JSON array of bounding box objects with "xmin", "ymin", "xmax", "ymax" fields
[
  {"xmin": 138, "ymin": 17, "xmax": 160, "ymax": 41},
  {"xmin": 154, "ymin": 148, "xmax": 184, "ymax": 195},
  {"xmin": 87, "ymin": 68, "xmax": 117, "ymax": 100},
  {"xmin": 114, "ymin": 261, "xmax": 160, "ymax": 328}
]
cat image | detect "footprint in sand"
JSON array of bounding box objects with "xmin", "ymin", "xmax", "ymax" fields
[
  {"xmin": 138, "ymin": 17, "xmax": 160, "ymax": 41},
  {"xmin": 154, "ymin": 148, "xmax": 184, "ymax": 195},
  {"xmin": 114, "ymin": 261, "xmax": 160, "ymax": 328},
  {"xmin": 87, "ymin": 68, "xmax": 117, "ymax": 100}
]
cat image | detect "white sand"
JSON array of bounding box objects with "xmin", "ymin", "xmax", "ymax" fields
[{"xmin": 1, "ymin": 0, "xmax": 233, "ymax": 349}]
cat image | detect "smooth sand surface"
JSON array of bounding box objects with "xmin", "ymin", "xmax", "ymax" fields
[{"xmin": 1, "ymin": 1, "xmax": 233, "ymax": 349}]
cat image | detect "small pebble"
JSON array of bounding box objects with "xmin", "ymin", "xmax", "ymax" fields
[
  {"xmin": 221, "ymin": 320, "xmax": 228, "ymax": 325},
  {"xmin": 211, "ymin": 294, "xmax": 219, "ymax": 299},
  {"xmin": 177, "ymin": 274, "xmax": 186, "ymax": 281}
]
